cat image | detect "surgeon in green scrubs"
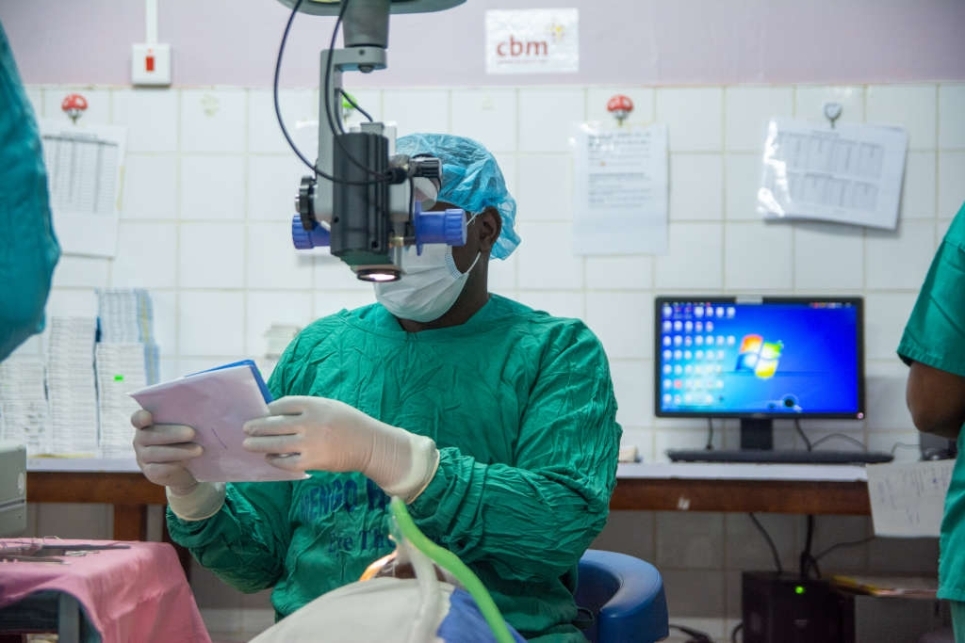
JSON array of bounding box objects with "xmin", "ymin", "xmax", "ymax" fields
[
  {"xmin": 0, "ymin": 22, "xmax": 60, "ymax": 361},
  {"xmin": 132, "ymin": 134, "xmax": 622, "ymax": 642},
  {"xmin": 898, "ymin": 203, "xmax": 965, "ymax": 642}
]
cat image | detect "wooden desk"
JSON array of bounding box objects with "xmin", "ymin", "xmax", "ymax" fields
[{"xmin": 27, "ymin": 461, "xmax": 873, "ymax": 539}]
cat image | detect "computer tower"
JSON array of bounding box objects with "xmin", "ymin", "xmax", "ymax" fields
[{"xmin": 742, "ymin": 572, "xmax": 843, "ymax": 643}]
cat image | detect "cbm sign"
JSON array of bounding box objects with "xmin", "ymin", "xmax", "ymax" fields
[{"xmin": 486, "ymin": 9, "xmax": 579, "ymax": 74}]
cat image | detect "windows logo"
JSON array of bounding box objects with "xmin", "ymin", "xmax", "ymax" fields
[{"xmin": 735, "ymin": 334, "xmax": 783, "ymax": 379}]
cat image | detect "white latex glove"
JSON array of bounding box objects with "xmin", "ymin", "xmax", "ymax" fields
[
  {"xmin": 131, "ymin": 409, "xmax": 225, "ymax": 520},
  {"xmin": 242, "ymin": 396, "xmax": 440, "ymax": 503}
]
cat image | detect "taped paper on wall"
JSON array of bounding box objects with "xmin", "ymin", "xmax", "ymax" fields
[{"xmin": 866, "ymin": 459, "xmax": 954, "ymax": 537}]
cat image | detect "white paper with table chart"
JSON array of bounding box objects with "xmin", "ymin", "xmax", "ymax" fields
[
  {"xmin": 757, "ymin": 118, "xmax": 907, "ymax": 230},
  {"xmin": 866, "ymin": 459, "xmax": 955, "ymax": 537},
  {"xmin": 39, "ymin": 119, "xmax": 126, "ymax": 258}
]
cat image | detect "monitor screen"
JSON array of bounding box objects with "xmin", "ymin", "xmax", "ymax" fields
[{"xmin": 654, "ymin": 297, "xmax": 864, "ymax": 419}]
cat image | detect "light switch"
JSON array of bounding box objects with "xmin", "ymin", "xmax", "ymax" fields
[{"xmin": 131, "ymin": 43, "xmax": 171, "ymax": 86}]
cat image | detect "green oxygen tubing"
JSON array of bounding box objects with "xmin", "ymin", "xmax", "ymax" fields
[{"xmin": 389, "ymin": 497, "xmax": 517, "ymax": 643}]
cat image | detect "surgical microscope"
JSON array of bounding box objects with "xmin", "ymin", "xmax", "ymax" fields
[{"xmin": 277, "ymin": 0, "xmax": 467, "ymax": 282}]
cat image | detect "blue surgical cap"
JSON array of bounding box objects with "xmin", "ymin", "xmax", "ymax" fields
[{"xmin": 396, "ymin": 133, "xmax": 520, "ymax": 260}]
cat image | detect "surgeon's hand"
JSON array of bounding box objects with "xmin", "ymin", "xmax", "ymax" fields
[
  {"xmin": 242, "ymin": 396, "xmax": 440, "ymax": 503},
  {"xmin": 131, "ymin": 409, "xmax": 201, "ymax": 493},
  {"xmin": 131, "ymin": 410, "xmax": 226, "ymax": 521}
]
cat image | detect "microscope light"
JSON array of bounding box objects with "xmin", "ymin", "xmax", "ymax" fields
[{"xmin": 357, "ymin": 269, "xmax": 400, "ymax": 283}]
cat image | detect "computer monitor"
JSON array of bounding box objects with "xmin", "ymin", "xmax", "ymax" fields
[{"xmin": 654, "ymin": 296, "xmax": 865, "ymax": 450}]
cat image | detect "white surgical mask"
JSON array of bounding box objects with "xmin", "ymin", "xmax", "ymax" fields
[{"xmin": 374, "ymin": 240, "xmax": 480, "ymax": 323}]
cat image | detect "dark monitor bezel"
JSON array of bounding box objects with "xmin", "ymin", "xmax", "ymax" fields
[{"xmin": 653, "ymin": 295, "xmax": 866, "ymax": 421}]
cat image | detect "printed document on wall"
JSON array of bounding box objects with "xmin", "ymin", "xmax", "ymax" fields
[
  {"xmin": 757, "ymin": 118, "xmax": 907, "ymax": 230},
  {"xmin": 39, "ymin": 120, "xmax": 126, "ymax": 258},
  {"xmin": 573, "ymin": 123, "xmax": 669, "ymax": 255},
  {"xmin": 866, "ymin": 459, "xmax": 954, "ymax": 537}
]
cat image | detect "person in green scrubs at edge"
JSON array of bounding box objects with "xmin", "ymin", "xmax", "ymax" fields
[
  {"xmin": 0, "ymin": 21, "xmax": 61, "ymax": 361},
  {"xmin": 132, "ymin": 133, "xmax": 623, "ymax": 642},
  {"xmin": 898, "ymin": 202, "xmax": 965, "ymax": 642}
]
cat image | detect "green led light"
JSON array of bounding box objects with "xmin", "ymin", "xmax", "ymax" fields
[
  {"xmin": 114, "ymin": 374, "xmax": 124, "ymax": 382},
  {"xmin": 795, "ymin": 585, "xmax": 805, "ymax": 595}
]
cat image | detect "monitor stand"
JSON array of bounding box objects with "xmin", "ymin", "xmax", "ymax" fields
[{"xmin": 740, "ymin": 418, "xmax": 773, "ymax": 451}]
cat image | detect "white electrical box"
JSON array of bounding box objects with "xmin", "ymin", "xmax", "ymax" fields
[{"xmin": 131, "ymin": 43, "xmax": 172, "ymax": 86}]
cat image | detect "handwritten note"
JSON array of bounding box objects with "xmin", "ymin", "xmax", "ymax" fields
[{"xmin": 866, "ymin": 460, "xmax": 954, "ymax": 537}]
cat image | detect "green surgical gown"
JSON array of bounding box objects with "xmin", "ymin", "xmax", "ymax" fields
[
  {"xmin": 168, "ymin": 294, "xmax": 622, "ymax": 642},
  {"xmin": 898, "ymin": 203, "xmax": 965, "ymax": 604},
  {"xmin": 0, "ymin": 21, "xmax": 60, "ymax": 361}
]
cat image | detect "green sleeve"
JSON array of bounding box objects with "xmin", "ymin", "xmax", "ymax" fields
[
  {"xmin": 408, "ymin": 322, "xmax": 622, "ymax": 582},
  {"xmin": 898, "ymin": 206, "xmax": 965, "ymax": 378},
  {"xmin": 164, "ymin": 336, "xmax": 311, "ymax": 592},
  {"xmin": 0, "ymin": 21, "xmax": 60, "ymax": 361}
]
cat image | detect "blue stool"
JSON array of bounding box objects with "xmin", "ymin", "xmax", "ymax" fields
[{"xmin": 575, "ymin": 550, "xmax": 669, "ymax": 643}]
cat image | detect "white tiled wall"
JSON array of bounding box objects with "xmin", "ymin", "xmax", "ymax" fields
[{"xmin": 26, "ymin": 82, "xmax": 963, "ymax": 638}]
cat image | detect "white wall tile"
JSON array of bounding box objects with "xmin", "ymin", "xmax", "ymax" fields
[
  {"xmin": 150, "ymin": 291, "xmax": 177, "ymax": 359},
  {"xmin": 586, "ymin": 256, "xmax": 653, "ymax": 290},
  {"xmin": 864, "ymin": 361, "xmax": 914, "ymax": 432},
  {"xmin": 113, "ymin": 89, "xmax": 178, "ymax": 152},
  {"xmin": 122, "ymin": 155, "xmax": 177, "ymax": 220},
  {"xmin": 724, "ymin": 513, "xmax": 798, "ymax": 572},
  {"xmin": 247, "ymin": 223, "xmax": 314, "ymax": 290},
  {"xmin": 515, "ymin": 154, "xmax": 573, "ymax": 222},
  {"xmin": 654, "ymin": 223, "xmax": 724, "ymax": 290},
  {"xmin": 45, "ymin": 289, "xmax": 98, "ymax": 317},
  {"xmin": 43, "ymin": 88, "xmax": 111, "ymax": 125},
  {"xmin": 618, "ymin": 427, "xmax": 655, "ymax": 463},
  {"xmin": 868, "ymin": 537, "xmax": 939, "ymax": 574},
  {"xmin": 247, "ymin": 156, "xmax": 306, "ymax": 222},
  {"xmin": 586, "ymin": 87, "xmax": 655, "ymax": 127},
  {"xmin": 180, "ymin": 90, "xmax": 247, "ymax": 153},
  {"xmin": 811, "ymin": 516, "xmax": 872, "ymax": 573},
  {"xmin": 518, "ymin": 88, "xmax": 585, "ymax": 153},
  {"xmin": 585, "ymin": 292, "xmax": 652, "ymax": 360},
  {"xmin": 868, "ymin": 430, "xmax": 921, "ymax": 463},
  {"xmin": 670, "ymin": 154, "xmax": 724, "ymax": 221},
  {"xmin": 656, "ymin": 512, "xmax": 725, "ymax": 569},
  {"xmin": 865, "ymin": 221, "xmax": 936, "ymax": 290},
  {"xmin": 938, "ymin": 84, "xmax": 965, "ymax": 149},
  {"xmin": 939, "ymin": 151, "xmax": 965, "ymax": 218},
  {"xmin": 112, "ymin": 222, "xmax": 177, "ymax": 289},
  {"xmin": 900, "ymin": 151, "xmax": 938, "ymax": 219},
  {"xmin": 493, "ymin": 153, "xmax": 517, "ymax": 202},
  {"xmin": 795, "ymin": 85, "xmax": 866, "ymax": 125},
  {"xmin": 313, "ymin": 290, "xmax": 376, "ymax": 318},
  {"xmin": 516, "ymin": 222, "xmax": 583, "ymax": 290},
  {"xmin": 866, "ymin": 85, "xmax": 937, "ymax": 150},
  {"xmin": 248, "ymin": 89, "xmax": 314, "ymax": 154},
  {"xmin": 724, "ymin": 153, "xmax": 763, "ymax": 220},
  {"xmin": 36, "ymin": 504, "xmax": 111, "ymax": 540},
  {"xmin": 514, "ymin": 291, "xmax": 584, "ymax": 320},
  {"xmin": 246, "ymin": 291, "xmax": 313, "ymax": 357},
  {"xmin": 723, "ymin": 223, "xmax": 793, "ymax": 291},
  {"xmin": 656, "ymin": 88, "xmax": 723, "ymax": 152},
  {"xmin": 179, "ymin": 291, "xmax": 245, "ymax": 356},
  {"xmin": 725, "ymin": 86, "xmax": 794, "ymax": 152},
  {"xmin": 610, "ymin": 359, "xmax": 652, "ymax": 427},
  {"xmin": 450, "ymin": 88, "xmax": 517, "ymax": 153},
  {"xmin": 592, "ymin": 511, "xmax": 655, "ymax": 562},
  {"xmin": 864, "ymin": 293, "xmax": 917, "ymax": 360},
  {"xmin": 793, "ymin": 222, "xmax": 864, "ymax": 291},
  {"xmin": 487, "ymin": 252, "xmax": 517, "ymax": 293},
  {"xmin": 179, "ymin": 223, "xmax": 245, "ymax": 289},
  {"xmin": 50, "ymin": 256, "xmax": 110, "ymax": 289},
  {"xmin": 382, "ymin": 89, "xmax": 450, "ymax": 138},
  {"xmin": 180, "ymin": 155, "xmax": 246, "ymax": 221}
]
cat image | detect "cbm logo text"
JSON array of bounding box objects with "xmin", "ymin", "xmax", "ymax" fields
[{"xmin": 495, "ymin": 35, "xmax": 549, "ymax": 58}]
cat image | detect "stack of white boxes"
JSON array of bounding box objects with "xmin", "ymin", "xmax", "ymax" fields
[
  {"xmin": 46, "ymin": 316, "xmax": 99, "ymax": 455},
  {"xmin": 96, "ymin": 289, "xmax": 158, "ymax": 457},
  {"xmin": 0, "ymin": 355, "xmax": 50, "ymax": 456}
]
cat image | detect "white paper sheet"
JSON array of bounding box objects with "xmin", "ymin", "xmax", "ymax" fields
[
  {"xmin": 573, "ymin": 123, "xmax": 669, "ymax": 255},
  {"xmin": 757, "ymin": 118, "xmax": 907, "ymax": 230},
  {"xmin": 866, "ymin": 460, "xmax": 954, "ymax": 537},
  {"xmin": 39, "ymin": 120, "xmax": 126, "ymax": 258},
  {"xmin": 129, "ymin": 365, "xmax": 306, "ymax": 483}
]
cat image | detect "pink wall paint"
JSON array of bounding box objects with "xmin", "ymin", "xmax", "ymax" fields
[{"xmin": 2, "ymin": 0, "xmax": 963, "ymax": 87}]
